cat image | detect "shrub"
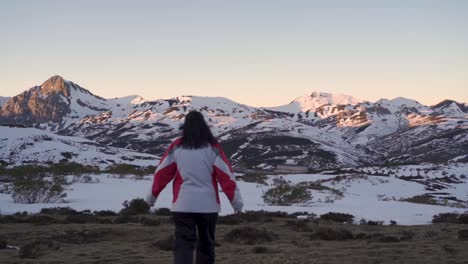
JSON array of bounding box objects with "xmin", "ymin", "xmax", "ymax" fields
[
  {"xmin": 224, "ymin": 227, "xmax": 277, "ymax": 245},
  {"xmin": 154, "ymin": 207, "xmax": 171, "ymax": 216},
  {"xmin": 153, "ymin": 235, "xmax": 174, "ymax": 251},
  {"xmin": 402, "ymin": 195, "xmax": 438, "ymax": 205},
  {"xmin": 432, "ymin": 212, "xmax": 468, "ymax": 224},
  {"xmin": 378, "ymin": 236, "xmax": 400, "ymax": 243},
  {"xmin": 400, "ymin": 230, "xmax": 415, "ymax": 241},
  {"xmin": 40, "ymin": 207, "xmax": 79, "ymax": 216},
  {"xmin": 310, "ymin": 227, "xmax": 354, "ymax": 241},
  {"xmin": 64, "ymin": 215, "xmax": 99, "ymax": 224},
  {"xmin": 140, "ymin": 217, "xmax": 160, "ymax": 226},
  {"xmin": 217, "ymin": 214, "xmax": 243, "ymax": 225},
  {"xmin": 359, "ymin": 219, "xmax": 384, "ymax": 226},
  {"xmin": 70, "ymin": 175, "xmax": 100, "ymax": 184},
  {"xmin": 458, "ymin": 230, "xmax": 468, "ymax": 240},
  {"xmin": 106, "ymin": 164, "xmax": 148, "ymax": 176},
  {"xmin": 12, "ymin": 174, "xmax": 67, "ymax": 204},
  {"xmin": 285, "ymin": 219, "xmax": 313, "ymax": 232},
  {"xmin": 25, "ymin": 214, "xmax": 58, "ymax": 225},
  {"xmin": 50, "ymin": 162, "xmax": 99, "ymax": 175},
  {"xmin": 320, "ymin": 212, "xmax": 354, "ymax": 223},
  {"xmin": 459, "ymin": 213, "xmax": 468, "ymax": 224},
  {"xmin": 262, "ymin": 177, "xmax": 312, "ymax": 206},
  {"xmin": 237, "ymin": 173, "xmax": 268, "ymax": 185},
  {"xmin": 93, "ymin": 210, "xmax": 118, "ymax": 217},
  {"xmin": 252, "ymin": 246, "xmax": 269, "ymax": 254},
  {"xmin": 113, "ymin": 215, "xmax": 140, "ymax": 224},
  {"xmin": 19, "ymin": 240, "xmax": 60, "ymax": 259},
  {"xmin": 51, "ymin": 229, "xmax": 111, "ymax": 244},
  {"xmin": 0, "ymin": 239, "xmax": 7, "ymax": 249},
  {"xmin": 236, "ymin": 210, "xmax": 281, "ymax": 222},
  {"xmin": 119, "ymin": 198, "xmax": 150, "ymax": 215}
]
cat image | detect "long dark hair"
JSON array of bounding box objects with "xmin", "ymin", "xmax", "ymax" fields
[{"xmin": 180, "ymin": 111, "xmax": 217, "ymax": 149}]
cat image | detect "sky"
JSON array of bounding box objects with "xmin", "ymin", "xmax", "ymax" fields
[{"xmin": 1, "ymin": 0, "xmax": 467, "ymax": 106}]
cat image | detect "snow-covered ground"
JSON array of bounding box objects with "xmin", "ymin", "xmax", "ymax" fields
[
  {"xmin": 1, "ymin": 168, "xmax": 466, "ymax": 225},
  {"xmin": 0, "ymin": 126, "xmax": 158, "ymax": 168}
]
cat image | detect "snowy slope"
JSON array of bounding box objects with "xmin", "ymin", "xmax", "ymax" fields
[
  {"xmin": 269, "ymin": 91, "xmax": 361, "ymax": 115},
  {"xmin": 1, "ymin": 164, "xmax": 466, "ymax": 224},
  {"xmin": 0, "ymin": 126, "xmax": 158, "ymax": 168}
]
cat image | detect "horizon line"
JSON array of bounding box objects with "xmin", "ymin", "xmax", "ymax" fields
[{"xmin": 1, "ymin": 75, "xmax": 466, "ymax": 107}]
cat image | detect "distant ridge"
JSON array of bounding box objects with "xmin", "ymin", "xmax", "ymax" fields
[{"xmin": 0, "ymin": 75, "xmax": 466, "ymax": 169}]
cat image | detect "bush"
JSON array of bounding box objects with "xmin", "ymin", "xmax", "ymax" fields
[
  {"xmin": 19, "ymin": 240, "xmax": 60, "ymax": 259},
  {"xmin": 154, "ymin": 207, "xmax": 171, "ymax": 216},
  {"xmin": 64, "ymin": 215, "xmax": 99, "ymax": 224},
  {"xmin": 218, "ymin": 211, "xmax": 294, "ymax": 225},
  {"xmin": 262, "ymin": 177, "xmax": 312, "ymax": 206},
  {"xmin": 106, "ymin": 164, "xmax": 149, "ymax": 176},
  {"xmin": 40, "ymin": 207, "xmax": 79, "ymax": 216},
  {"xmin": 359, "ymin": 219, "xmax": 384, "ymax": 226},
  {"xmin": 140, "ymin": 217, "xmax": 160, "ymax": 226},
  {"xmin": 432, "ymin": 212, "xmax": 468, "ymax": 224},
  {"xmin": 237, "ymin": 173, "xmax": 268, "ymax": 185},
  {"xmin": 119, "ymin": 198, "xmax": 150, "ymax": 215},
  {"xmin": 285, "ymin": 220, "xmax": 313, "ymax": 232},
  {"xmin": 402, "ymin": 195, "xmax": 438, "ymax": 205},
  {"xmin": 12, "ymin": 174, "xmax": 67, "ymax": 204},
  {"xmin": 153, "ymin": 235, "xmax": 174, "ymax": 251},
  {"xmin": 25, "ymin": 214, "xmax": 58, "ymax": 225},
  {"xmin": 0, "ymin": 239, "xmax": 6, "ymax": 249},
  {"xmin": 217, "ymin": 214, "xmax": 243, "ymax": 225},
  {"xmin": 458, "ymin": 230, "xmax": 468, "ymax": 240},
  {"xmin": 93, "ymin": 210, "xmax": 118, "ymax": 217},
  {"xmin": 252, "ymin": 246, "xmax": 269, "ymax": 254},
  {"xmin": 51, "ymin": 229, "xmax": 111, "ymax": 244},
  {"xmin": 378, "ymin": 236, "xmax": 400, "ymax": 243},
  {"xmin": 320, "ymin": 212, "xmax": 355, "ymax": 223},
  {"xmin": 400, "ymin": 230, "xmax": 415, "ymax": 241},
  {"xmin": 224, "ymin": 227, "xmax": 277, "ymax": 245},
  {"xmin": 310, "ymin": 227, "xmax": 354, "ymax": 241},
  {"xmin": 113, "ymin": 215, "xmax": 140, "ymax": 224}
]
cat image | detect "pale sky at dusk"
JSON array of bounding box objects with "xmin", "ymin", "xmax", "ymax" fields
[{"xmin": 1, "ymin": 0, "xmax": 467, "ymax": 106}]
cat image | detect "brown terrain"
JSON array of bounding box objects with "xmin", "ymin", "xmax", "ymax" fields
[{"xmin": 1, "ymin": 211, "xmax": 467, "ymax": 264}]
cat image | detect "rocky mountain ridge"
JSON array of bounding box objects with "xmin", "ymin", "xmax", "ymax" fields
[{"xmin": 0, "ymin": 75, "xmax": 466, "ymax": 169}]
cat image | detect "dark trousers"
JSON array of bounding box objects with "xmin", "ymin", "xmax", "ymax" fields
[{"xmin": 172, "ymin": 212, "xmax": 218, "ymax": 264}]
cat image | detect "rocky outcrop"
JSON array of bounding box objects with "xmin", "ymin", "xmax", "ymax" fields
[{"xmin": 0, "ymin": 76, "xmax": 71, "ymax": 125}]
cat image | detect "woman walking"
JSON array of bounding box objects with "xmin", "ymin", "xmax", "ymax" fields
[{"xmin": 146, "ymin": 110, "xmax": 243, "ymax": 264}]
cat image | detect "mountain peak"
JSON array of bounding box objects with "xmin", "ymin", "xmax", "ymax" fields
[
  {"xmin": 40, "ymin": 75, "xmax": 70, "ymax": 97},
  {"xmin": 308, "ymin": 91, "xmax": 361, "ymax": 104},
  {"xmin": 269, "ymin": 91, "xmax": 361, "ymax": 113}
]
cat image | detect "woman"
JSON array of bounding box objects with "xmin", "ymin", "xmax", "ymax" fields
[{"xmin": 146, "ymin": 110, "xmax": 243, "ymax": 264}]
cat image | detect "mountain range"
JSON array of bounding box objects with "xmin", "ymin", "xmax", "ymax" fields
[{"xmin": 0, "ymin": 75, "xmax": 467, "ymax": 170}]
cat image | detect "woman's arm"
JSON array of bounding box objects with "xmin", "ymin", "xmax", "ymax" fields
[
  {"xmin": 146, "ymin": 138, "xmax": 181, "ymax": 206},
  {"xmin": 212, "ymin": 143, "xmax": 244, "ymax": 212}
]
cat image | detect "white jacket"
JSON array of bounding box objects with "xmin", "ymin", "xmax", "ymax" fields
[{"xmin": 146, "ymin": 138, "xmax": 243, "ymax": 213}]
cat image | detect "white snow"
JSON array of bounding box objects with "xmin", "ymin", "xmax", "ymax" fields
[
  {"xmin": 1, "ymin": 169, "xmax": 466, "ymax": 225},
  {"xmin": 0, "ymin": 126, "xmax": 158, "ymax": 168},
  {"xmin": 269, "ymin": 91, "xmax": 362, "ymax": 114}
]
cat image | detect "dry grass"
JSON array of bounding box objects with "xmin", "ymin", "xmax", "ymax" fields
[{"xmin": 0, "ymin": 214, "xmax": 467, "ymax": 264}]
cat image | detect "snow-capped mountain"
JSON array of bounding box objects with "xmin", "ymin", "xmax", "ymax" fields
[
  {"xmin": 431, "ymin": 100, "xmax": 468, "ymax": 118},
  {"xmin": 269, "ymin": 92, "xmax": 362, "ymax": 116},
  {"xmin": 0, "ymin": 75, "xmax": 466, "ymax": 169},
  {"xmin": 0, "ymin": 126, "xmax": 157, "ymax": 168}
]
